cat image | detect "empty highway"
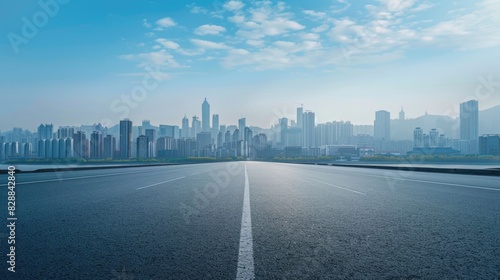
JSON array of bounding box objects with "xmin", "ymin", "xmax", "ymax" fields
[{"xmin": 0, "ymin": 162, "xmax": 499, "ymax": 279}]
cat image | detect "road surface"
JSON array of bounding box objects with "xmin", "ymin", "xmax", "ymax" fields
[{"xmin": 0, "ymin": 162, "xmax": 499, "ymax": 279}]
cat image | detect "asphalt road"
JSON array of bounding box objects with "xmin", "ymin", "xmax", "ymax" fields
[{"xmin": 0, "ymin": 162, "xmax": 499, "ymax": 279}]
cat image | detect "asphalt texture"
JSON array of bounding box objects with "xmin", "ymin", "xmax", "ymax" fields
[{"xmin": 0, "ymin": 162, "xmax": 499, "ymax": 279}]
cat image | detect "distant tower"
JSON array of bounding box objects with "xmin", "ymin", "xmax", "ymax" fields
[
  {"xmin": 460, "ymin": 100, "xmax": 479, "ymax": 141},
  {"xmin": 302, "ymin": 111, "xmax": 315, "ymax": 148},
  {"xmin": 119, "ymin": 119, "xmax": 133, "ymax": 159},
  {"xmin": 414, "ymin": 127, "xmax": 423, "ymax": 147},
  {"xmin": 374, "ymin": 110, "xmax": 390, "ymax": 140},
  {"xmin": 279, "ymin": 118, "xmax": 288, "ymax": 146},
  {"xmin": 297, "ymin": 106, "xmax": 304, "ymax": 128},
  {"xmin": 212, "ymin": 114, "xmax": 220, "ymax": 134},
  {"xmin": 90, "ymin": 131, "xmax": 104, "ymax": 159},
  {"xmin": 202, "ymin": 98, "xmax": 210, "ymax": 132},
  {"xmin": 182, "ymin": 115, "xmax": 189, "ymax": 138},
  {"xmin": 192, "ymin": 116, "xmax": 201, "ymax": 137},
  {"xmin": 238, "ymin": 118, "xmax": 246, "ymax": 141},
  {"xmin": 399, "ymin": 106, "xmax": 405, "ymax": 121}
]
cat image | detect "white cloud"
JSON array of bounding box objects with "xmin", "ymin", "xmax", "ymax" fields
[
  {"xmin": 229, "ymin": 15, "xmax": 245, "ymax": 23},
  {"xmin": 191, "ymin": 39, "xmax": 230, "ymax": 49},
  {"xmin": 194, "ymin": 24, "xmax": 227, "ymax": 35},
  {"xmin": 188, "ymin": 4, "xmax": 208, "ymax": 14},
  {"xmin": 116, "ymin": 72, "xmax": 172, "ymax": 81},
  {"xmin": 246, "ymin": 40, "xmax": 265, "ymax": 47},
  {"xmin": 224, "ymin": 0, "xmax": 245, "ymax": 11},
  {"xmin": 155, "ymin": 39, "xmax": 180, "ymax": 50},
  {"xmin": 155, "ymin": 17, "xmax": 177, "ymax": 30},
  {"xmin": 143, "ymin": 19, "xmax": 152, "ymax": 28},
  {"xmin": 119, "ymin": 50, "xmax": 181, "ymax": 68},
  {"xmin": 303, "ymin": 10, "xmax": 326, "ymax": 19},
  {"xmin": 312, "ymin": 24, "xmax": 329, "ymax": 33},
  {"xmin": 412, "ymin": 3, "xmax": 434, "ymax": 12}
]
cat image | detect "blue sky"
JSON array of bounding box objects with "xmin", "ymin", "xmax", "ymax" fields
[{"xmin": 1, "ymin": 0, "xmax": 500, "ymax": 130}]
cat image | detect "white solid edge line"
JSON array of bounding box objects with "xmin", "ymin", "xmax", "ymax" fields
[
  {"xmin": 136, "ymin": 176, "xmax": 186, "ymax": 190},
  {"xmin": 294, "ymin": 164, "xmax": 500, "ymax": 192},
  {"xmin": 308, "ymin": 178, "xmax": 366, "ymax": 195},
  {"xmin": 322, "ymin": 169, "xmax": 500, "ymax": 192},
  {"xmin": 236, "ymin": 164, "xmax": 255, "ymax": 280}
]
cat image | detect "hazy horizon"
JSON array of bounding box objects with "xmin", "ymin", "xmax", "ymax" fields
[{"xmin": 2, "ymin": 0, "xmax": 500, "ymax": 130}]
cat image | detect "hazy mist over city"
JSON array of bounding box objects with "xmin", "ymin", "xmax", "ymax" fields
[
  {"xmin": 2, "ymin": 1, "xmax": 500, "ymax": 279},
  {"xmin": 2, "ymin": 1, "xmax": 500, "ymax": 130}
]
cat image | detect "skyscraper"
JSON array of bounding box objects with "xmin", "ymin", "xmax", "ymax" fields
[
  {"xmin": 136, "ymin": 135, "xmax": 150, "ymax": 158},
  {"xmin": 192, "ymin": 116, "xmax": 201, "ymax": 137},
  {"xmin": 460, "ymin": 100, "xmax": 479, "ymax": 141},
  {"xmin": 145, "ymin": 129, "xmax": 156, "ymax": 157},
  {"xmin": 238, "ymin": 118, "xmax": 246, "ymax": 141},
  {"xmin": 429, "ymin": 129, "xmax": 439, "ymax": 147},
  {"xmin": 279, "ymin": 118, "xmax": 288, "ymax": 146},
  {"xmin": 37, "ymin": 124, "xmax": 53, "ymax": 140},
  {"xmin": 212, "ymin": 114, "xmax": 219, "ymax": 134},
  {"xmin": 119, "ymin": 119, "xmax": 133, "ymax": 159},
  {"xmin": 90, "ymin": 131, "xmax": 104, "ymax": 159},
  {"xmin": 202, "ymin": 98, "xmax": 210, "ymax": 132},
  {"xmin": 104, "ymin": 135, "xmax": 116, "ymax": 159},
  {"xmin": 303, "ymin": 111, "xmax": 315, "ymax": 148},
  {"xmin": 374, "ymin": 110, "xmax": 391, "ymax": 140},
  {"xmin": 296, "ymin": 106, "xmax": 303, "ymax": 128},
  {"xmin": 73, "ymin": 131, "xmax": 88, "ymax": 159},
  {"xmin": 414, "ymin": 127, "xmax": 423, "ymax": 147},
  {"xmin": 399, "ymin": 106, "xmax": 405, "ymax": 121},
  {"xmin": 182, "ymin": 115, "xmax": 190, "ymax": 138}
]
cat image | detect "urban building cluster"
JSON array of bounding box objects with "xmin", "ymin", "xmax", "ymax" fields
[{"xmin": 1, "ymin": 99, "xmax": 499, "ymax": 161}]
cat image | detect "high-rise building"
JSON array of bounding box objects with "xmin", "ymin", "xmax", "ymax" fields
[
  {"xmin": 479, "ymin": 135, "xmax": 500, "ymax": 156},
  {"xmin": 58, "ymin": 139, "xmax": 67, "ymax": 159},
  {"xmin": 429, "ymin": 129, "xmax": 439, "ymax": 147},
  {"xmin": 57, "ymin": 126, "xmax": 75, "ymax": 139},
  {"xmin": 37, "ymin": 124, "xmax": 53, "ymax": 140},
  {"xmin": 197, "ymin": 132, "xmax": 212, "ymax": 150},
  {"xmin": 119, "ymin": 119, "xmax": 133, "ymax": 159},
  {"xmin": 136, "ymin": 135, "xmax": 150, "ymax": 158},
  {"xmin": 238, "ymin": 118, "xmax": 246, "ymax": 141},
  {"xmin": 303, "ymin": 111, "xmax": 315, "ymax": 148},
  {"xmin": 460, "ymin": 100, "xmax": 479, "ymax": 141},
  {"xmin": 145, "ymin": 129, "xmax": 156, "ymax": 157},
  {"xmin": 104, "ymin": 135, "xmax": 116, "ymax": 159},
  {"xmin": 414, "ymin": 127, "xmax": 424, "ymax": 147},
  {"xmin": 374, "ymin": 110, "xmax": 391, "ymax": 140},
  {"xmin": 399, "ymin": 106, "xmax": 405, "ymax": 121},
  {"xmin": 90, "ymin": 131, "xmax": 104, "ymax": 159},
  {"xmin": 202, "ymin": 98, "xmax": 210, "ymax": 132},
  {"xmin": 159, "ymin": 125, "xmax": 179, "ymax": 139},
  {"xmin": 182, "ymin": 115, "xmax": 190, "ymax": 138},
  {"xmin": 279, "ymin": 118, "xmax": 288, "ymax": 146},
  {"xmin": 212, "ymin": 114, "xmax": 219, "ymax": 134},
  {"xmin": 65, "ymin": 138, "xmax": 74, "ymax": 158},
  {"xmin": 192, "ymin": 116, "xmax": 201, "ymax": 137},
  {"xmin": 225, "ymin": 130, "xmax": 231, "ymax": 144},
  {"xmin": 73, "ymin": 131, "xmax": 88, "ymax": 159},
  {"xmin": 297, "ymin": 106, "xmax": 304, "ymax": 128}
]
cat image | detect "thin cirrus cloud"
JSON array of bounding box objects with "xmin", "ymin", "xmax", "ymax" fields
[
  {"xmin": 190, "ymin": 39, "xmax": 230, "ymax": 49},
  {"xmin": 122, "ymin": 0, "xmax": 500, "ymax": 72},
  {"xmin": 194, "ymin": 24, "xmax": 227, "ymax": 35}
]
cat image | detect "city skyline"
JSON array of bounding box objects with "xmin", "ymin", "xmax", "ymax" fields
[{"xmin": 2, "ymin": 1, "xmax": 500, "ymax": 129}]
